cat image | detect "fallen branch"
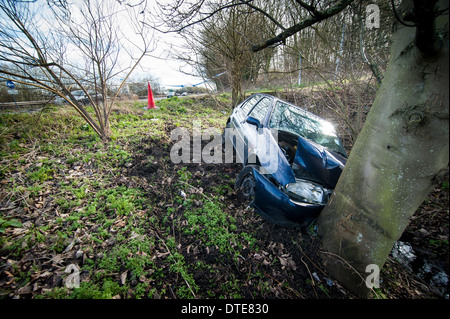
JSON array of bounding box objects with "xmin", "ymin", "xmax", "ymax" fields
[{"xmin": 300, "ymin": 256, "xmax": 318, "ymax": 298}]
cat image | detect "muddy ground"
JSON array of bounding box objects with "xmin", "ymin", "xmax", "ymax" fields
[
  {"xmin": 127, "ymin": 134, "xmax": 333, "ymax": 299},
  {"xmin": 127, "ymin": 125, "xmax": 449, "ymax": 299}
]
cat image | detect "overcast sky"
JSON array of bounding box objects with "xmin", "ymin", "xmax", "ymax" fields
[
  {"xmin": 125, "ymin": 0, "xmax": 208, "ymax": 90},
  {"xmin": 6, "ymin": 0, "xmax": 208, "ymax": 91},
  {"xmin": 136, "ymin": 42, "xmax": 207, "ymax": 89}
]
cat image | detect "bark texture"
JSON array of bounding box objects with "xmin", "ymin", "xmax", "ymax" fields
[{"xmin": 317, "ymin": 1, "xmax": 449, "ymax": 297}]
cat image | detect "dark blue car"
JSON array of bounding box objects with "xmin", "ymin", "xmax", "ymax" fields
[{"xmin": 223, "ymin": 93, "xmax": 347, "ymax": 228}]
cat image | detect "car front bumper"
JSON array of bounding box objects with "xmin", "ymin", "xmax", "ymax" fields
[{"xmin": 252, "ymin": 168, "xmax": 324, "ymax": 228}]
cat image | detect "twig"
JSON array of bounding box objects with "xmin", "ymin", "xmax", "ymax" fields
[
  {"xmin": 300, "ymin": 256, "xmax": 318, "ymax": 298},
  {"xmin": 297, "ymin": 243, "xmax": 328, "ymax": 277},
  {"xmin": 153, "ymin": 229, "xmax": 197, "ymax": 298},
  {"xmin": 0, "ymin": 205, "xmax": 17, "ymax": 211},
  {"xmin": 264, "ymin": 272, "xmax": 303, "ymax": 298},
  {"xmin": 319, "ymin": 250, "xmax": 380, "ymax": 298},
  {"xmin": 178, "ymin": 180, "xmax": 214, "ymax": 202}
]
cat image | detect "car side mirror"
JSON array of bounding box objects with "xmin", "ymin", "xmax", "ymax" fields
[{"xmin": 246, "ymin": 116, "xmax": 263, "ymax": 129}]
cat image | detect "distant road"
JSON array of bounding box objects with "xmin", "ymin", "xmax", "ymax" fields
[
  {"xmin": 0, "ymin": 94, "xmax": 207, "ymax": 112},
  {"xmin": 138, "ymin": 93, "xmax": 208, "ymax": 103},
  {"xmin": 0, "ymin": 100, "xmax": 52, "ymax": 109}
]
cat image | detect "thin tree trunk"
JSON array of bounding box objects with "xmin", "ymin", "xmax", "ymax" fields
[{"xmin": 231, "ymin": 60, "xmax": 243, "ymax": 107}]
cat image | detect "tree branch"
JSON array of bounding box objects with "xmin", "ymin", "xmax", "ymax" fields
[
  {"xmin": 294, "ymin": 0, "xmax": 321, "ymax": 17},
  {"xmin": 251, "ymin": 0, "xmax": 354, "ymax": 52},
  {"xmin": 414, "ymin": 0, "xmax": 442, "ymax": 56},
  {"xmin": 238, "ymin": 0, "xmax": 286, "ymax": 31},
  {"xmin": 156, "ymin": 0, "xmax": 248, "ymax": 33}
]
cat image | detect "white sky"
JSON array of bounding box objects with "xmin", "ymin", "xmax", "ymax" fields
[
  {"xmin": 116, "ymin": 0, "xmax": 208, "ymax": 90},
  {"xmin": 23, "ymin": 0, "xmax": 208, "ymax": 91},
  {"xmin": 134, "ymin": 34, "xmax": 207, "ymax": 89}
]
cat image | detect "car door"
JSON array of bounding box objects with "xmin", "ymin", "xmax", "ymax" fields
[
  {"xmin": 230, "ymin": 94, "xmax": 261, "ymax": 128},
  {"xmin": 241, "ymin": 97, "xmax": 273, "ymax": 165},
  {"xmin": 228, "ymin": 95, "xmax": 263, "ymax": 163}
]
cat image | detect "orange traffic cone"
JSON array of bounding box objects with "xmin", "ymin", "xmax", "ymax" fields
[{"xmin": 147, "ymin": 82, "xmax": 156, "ymax": 109}]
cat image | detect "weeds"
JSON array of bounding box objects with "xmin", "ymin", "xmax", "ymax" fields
[
  {"xmin": 0, "ymin": 218, "xmax": 22, "ymax": 234},
  {"xmin": 2, "ymin": 95, "xmax": 443, "ymax": 299},
  {"xmin": 0, "ymin": 96, "xmax": 249, "ymax": 299}
]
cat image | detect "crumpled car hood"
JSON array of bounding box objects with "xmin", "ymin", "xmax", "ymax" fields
[
  {"xmin": 259, "ymin": 133, "xmax": 346, "ymax": 189},
  {"xmin": 293, "ymin": 136, "xmax": 346, "ymax": 188}
]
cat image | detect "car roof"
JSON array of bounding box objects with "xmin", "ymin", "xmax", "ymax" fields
[{"xmin": 248, "ymin": 93, "xmax": 330, "ymax": 125}]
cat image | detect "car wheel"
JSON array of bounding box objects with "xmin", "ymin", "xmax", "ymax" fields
[{"xmin": 235, "ymin": 165, "xmax": 260, "ymax": 206}]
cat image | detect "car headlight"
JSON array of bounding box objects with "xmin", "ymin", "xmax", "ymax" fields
[{"xmin": 284, "ymin": 179, "xmax": 327, "ymax": 205}]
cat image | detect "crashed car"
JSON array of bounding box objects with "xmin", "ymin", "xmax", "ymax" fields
[{"xmin": 223, "ymin": 93, "xmax": 347, "ymax": 228}]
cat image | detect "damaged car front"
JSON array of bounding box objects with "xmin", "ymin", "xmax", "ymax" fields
[{"xmin": 224, "ymin": 94, "xmax": 347, "ymax": 228}]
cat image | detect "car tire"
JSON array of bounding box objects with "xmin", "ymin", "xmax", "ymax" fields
[{"xmin": 235, "ymin": 165, "xmax": 261, "ymax": 206}]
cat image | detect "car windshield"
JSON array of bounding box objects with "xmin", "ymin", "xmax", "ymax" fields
[{"xmin": 269, "ymin": 101, "xmax": 347, "ymax": 156}]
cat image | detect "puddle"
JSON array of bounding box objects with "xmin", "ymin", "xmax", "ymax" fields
[{"xmin": 391, "ymin": 241, "xmax": 449, "ymax": 297}]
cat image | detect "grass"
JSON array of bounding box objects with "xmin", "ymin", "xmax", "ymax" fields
[
  {"xmin": 0, "ymin": 96, "xmax": 265, "ymax": 299},
  {"xmin": 2, "ymin": 95, "xmax": 446, "ymax": 300},
  {"xmin": 0, "ymin": 218, "xmax": 22, "ymax": 234}
]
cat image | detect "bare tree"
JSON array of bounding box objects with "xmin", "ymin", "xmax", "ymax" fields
[
  {"xmin": 0, "ymin": 0, "xmax": 154, "ymax": 140},
  {"xmin": 156, "ymin": 0, "xmax": 278, "ymax": 107},
  {"xmin": 197, "ymin": 3, "xmax": 276, "ymax": 106}
]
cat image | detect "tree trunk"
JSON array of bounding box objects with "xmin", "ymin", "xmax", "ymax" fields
[
  {"xmin": 231, "ymin": 60, "xmax": 244, "ymax": 107},
  {"xmin": 316, "ymin": 1, "xmax": 449, "ymax": 297}
]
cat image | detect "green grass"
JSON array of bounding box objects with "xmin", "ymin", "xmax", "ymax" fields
[
  {"xmin": 173, "ymin": 167, "xmax": 258, "ymax": 262},
  {"xmin": 0, "ymin": 95, "xmax": 260, "ymax": 299},
  {"xmin": 0, "ymin": 95, "xmax": 345, "ymax": 300},
  {"xmin": 2, "ymin": 94, "xmax": 444, "ymax": 300},
  {"xmin": 0, "ymin": 218, "xmax": 22, "ymax": 234}
]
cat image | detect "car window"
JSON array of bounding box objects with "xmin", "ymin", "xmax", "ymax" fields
[
  {"xmin": 240, "ymin": 95, "xmax": 261, "ymax": 115},
  {"xmin": 269, "ymin": 101, "xmax": 346, "ymax": 156},
  {"xmin": 71, "ymin": 91, "xmax": 84, "ymax": 97},
  {"xmin": 248, "ymin": 97, "xmax": 271, "ymax": 123}
]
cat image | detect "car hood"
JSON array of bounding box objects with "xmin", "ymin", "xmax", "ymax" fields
[
  {"xmin": 293, "ymin": 137, "xmax": 346, "ymax": 188},
  {"xmin": 258, "ymin": 131, "xmax": 346, "ymax": 189}
]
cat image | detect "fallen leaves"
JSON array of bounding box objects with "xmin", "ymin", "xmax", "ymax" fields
[
  {"xmin": 279, "ymin": 254, "xmax": 297, "ymax": 271},
  {"xmin": 1, "ymin": 103, "xmax": 447, "ymax": 300}
]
